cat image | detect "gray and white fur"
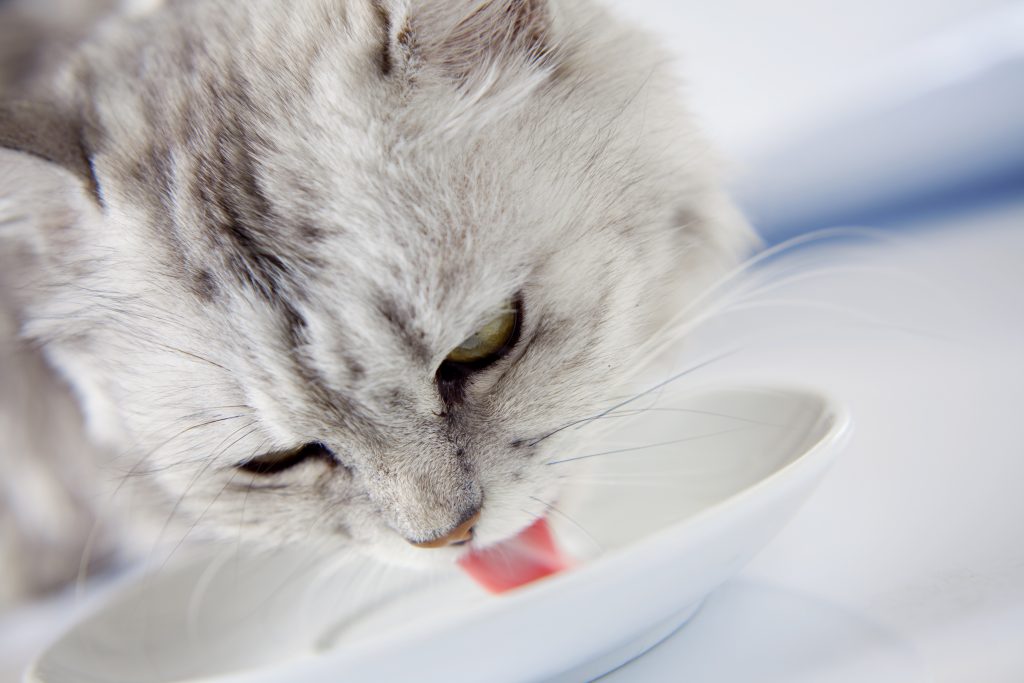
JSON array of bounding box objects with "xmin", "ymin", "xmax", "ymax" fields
[{"xmin": 0, "ymin": 0, "xmax": 753, "ymax": 606}]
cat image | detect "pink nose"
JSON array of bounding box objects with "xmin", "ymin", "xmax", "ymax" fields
[{"xmin": 411, "ymin": 511, "xmax": 481, "ymax": 548}]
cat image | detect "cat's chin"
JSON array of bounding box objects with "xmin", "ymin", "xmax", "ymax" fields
[
  {"xmin": 350, "ymin": 511, "xmax": 546, "ymax": 571},
  {"xmin": 352, "ymin": 536, "xmax": 469, "ymax": 570}
]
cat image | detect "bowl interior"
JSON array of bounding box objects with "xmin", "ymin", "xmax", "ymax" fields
[{"xmin": 31, "ymin": 385, "xmax": 841, "ymax": 683}]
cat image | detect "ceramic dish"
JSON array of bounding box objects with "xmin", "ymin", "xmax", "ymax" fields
[{"xmin": 30, "ymin": 384, "xmax": 850, "ymax": 683}]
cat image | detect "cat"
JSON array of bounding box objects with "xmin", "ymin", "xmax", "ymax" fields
[{"xmin": 0, "ymin": 0, "xmax": 754, "ymax": 607}]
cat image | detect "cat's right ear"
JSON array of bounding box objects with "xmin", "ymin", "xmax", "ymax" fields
[
  {"xmin": 0, "ymin": 99, "xmax": 100, "ymax": 201},
  {"xmin": 374, "ymin": 0, "xmax": 555, "ymax": 83}
]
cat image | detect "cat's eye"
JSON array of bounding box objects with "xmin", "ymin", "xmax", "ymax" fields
[
  {"xmin": 444, "ymin": 301, "xmax": 519, "ymax": 365},
  {"xmin": 236, "ymin": 442, "xmax": 336, "ymax": 475}
]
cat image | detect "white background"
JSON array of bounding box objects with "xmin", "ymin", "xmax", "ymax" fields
[
  {"xmin": 608, "ymin": 0, "xmax": 1018, "ymax": 158},
  {"xmin": 598, "ymin": 1, "xmax": 1024, "ymax": 679},
  {"xmin": 603, "ymin": 196, "xmax": 1024, "ymax": 683}
]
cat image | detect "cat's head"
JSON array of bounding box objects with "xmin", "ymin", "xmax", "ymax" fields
[{"xmin": 1, "ymin": 0, "xmax": 751, "ymax": 565}]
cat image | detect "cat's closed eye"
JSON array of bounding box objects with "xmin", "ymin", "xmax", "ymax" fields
[{"xmin": 237, "ymin": 442, "xmax": 338, "ymax": 475}]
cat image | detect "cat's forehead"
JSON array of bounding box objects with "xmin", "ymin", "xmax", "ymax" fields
[
  {"xmin": 80, "ymin": 0, "xmax": 689, "ymax": 353},
  {"xmin": 84, "ymin": 0, "xmax": 674, "ymax": 210},
  {"xmin": 304, "ymin": 223, "xmax": 530, "ymax": 361}
]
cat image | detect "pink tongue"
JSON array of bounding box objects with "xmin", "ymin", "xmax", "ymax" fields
[{"xmin": 458, "ymin": 517, "xmax": 570, "ymax": 593}]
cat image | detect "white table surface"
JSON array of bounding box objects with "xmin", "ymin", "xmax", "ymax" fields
[{"xmin": 601, "ymin": 197, "xmax": 1024, "ymax": 682}]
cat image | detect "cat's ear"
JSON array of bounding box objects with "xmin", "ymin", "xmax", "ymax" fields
[
  {"xmin": 0, "ymin": 99, "xmax": 99, "ymax": 200},
  {"xmin": 379, "ymin": 0, "xmax": 554, "ymax": 82},
  {"xmin": 673, "ymin": 193, "xmax": 761, "ymax": 274}
]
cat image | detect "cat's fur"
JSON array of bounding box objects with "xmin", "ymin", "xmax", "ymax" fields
[{"xmin": 0, "ymin": 0, "xmax": 753, "ymax": 606}]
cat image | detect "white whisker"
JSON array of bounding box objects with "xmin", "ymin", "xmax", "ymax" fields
[{"xmin": 547, "ymin": 425, "xmax": 751, "ymax": 465}]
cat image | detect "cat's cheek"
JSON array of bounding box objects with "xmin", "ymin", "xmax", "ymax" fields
[{"xmin": 468, "ymin": 470, "xmax": 562, "ymax": 550}]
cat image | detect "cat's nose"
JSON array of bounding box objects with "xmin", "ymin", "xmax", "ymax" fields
[{"xmin": 410, "ymin": 509, "xmax": 481, "ymax": 548}]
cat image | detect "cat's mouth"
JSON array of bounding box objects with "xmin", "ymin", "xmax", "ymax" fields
[{"xmin": 457, "ymin": 517, "xmax": 570, "ymax": 593}]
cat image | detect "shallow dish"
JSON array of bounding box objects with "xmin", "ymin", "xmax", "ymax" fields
[{"xmin": 30, "ymin": 384, "xmax": 850, "ymax": 683}]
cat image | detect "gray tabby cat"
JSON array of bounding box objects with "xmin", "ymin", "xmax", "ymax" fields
[{"xmin": 0, "ymin": 0, "xmax": 752, "ymax": 606}]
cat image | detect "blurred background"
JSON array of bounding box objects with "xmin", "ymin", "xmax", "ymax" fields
[
  {"xmin": 2, "ymin": 0, "xmax": 1023, "ymax": 681},
  {"xmin": 599, "ymin": 1, "xmax": 1024, "ymax": 681},
  {"xmin": 615, "ymin": 0, "xmax": 1024, "ymax": 242}
]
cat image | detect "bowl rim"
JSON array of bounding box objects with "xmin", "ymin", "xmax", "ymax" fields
[{"xmin": 30, "ymin": 383, "xmax": 852, "ymax": 683}]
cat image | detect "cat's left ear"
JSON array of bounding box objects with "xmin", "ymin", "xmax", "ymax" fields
[
  {"xmin": 0, "ymin": 99, "xmax": 99, "ymax": 200},
  {"xmin": 673, "ymin": 192, "xmax": 761, "ymax": 274}
]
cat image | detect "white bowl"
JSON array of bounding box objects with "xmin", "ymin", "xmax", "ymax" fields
[{"xmin": 29, "ymin": 385, "xmax": 850, "ymax": 683}]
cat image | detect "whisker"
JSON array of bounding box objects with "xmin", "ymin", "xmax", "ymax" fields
[
  {"xmin": 185, "ymin": 547, "xmax": 236, "ymax": 636},
  {"xmin": 73, "ymin": 518, "xmax": 109, "ymax": 603},
  {"xmin": 110, "ymin": 414, "xmax": 250, "ymax": 477},
  {"xmin": 558, "ymin": 477, "xmax": 682, "ymax": 491},
  {"xmin": 234, "ymin": 477, "xmax": 257, "ymax": 563},
  {"xmin": 723, "ymin": 298, "xmax": 954, "ymax": 342},
  {"xmin": 629, "ymin": 226, "xmax": 909, "ymax": 366},
  {"xmin": 730, "ymin": 263, "xmax": 949, "ymax": 302},
  {"xmin": 527, "ymin": 496, "xmax": 603, "ymax": 554},
  {"xmin": 562, "ymin": 471, "xmax": 703, "ymax": 481},
  {"xmin": 574, "ymin": 406, "xmax": 784, "ymax": 430},
  {"xmin": 73, "ymin": 412, "xmax": 253, "ymax": 590},
  {"xmin": 670, "ymin": 225, "xmax": 902, "ymax": 320},
  {"xmin": 547, "ymin": 425, "xmax": 750, "ymax": 465},
  {"xmin": 147, "ymin": 341, "xmax": 229, "ymax": 372},
  {"xmin": 524, "ymin": 346, "xmax": 744, "ymax": 447},
  {"xmin": 152, "ymin": 422, "xmax": 259, "ymax": 568}
]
